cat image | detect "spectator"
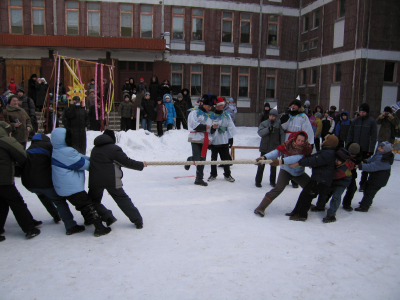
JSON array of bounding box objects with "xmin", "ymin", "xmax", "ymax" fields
[
  {"xmin": 163, "ymin": 94, "xmax": 176, "ymax": 131},
  {"xmin": 376, "ymin": 106, "xmax": 399, "ymax": 144},
  {"xmin": 6, "ymin": 94, "xmax": 32, "ymax": 149},
  {"xmin": 0, "ymin": 98, "xmax": 10, "ymax": 124},
  {"xmin": 155, "ymin": 97, "xmax": 167, "ymax": 137},
  {"xmin": 321, "ymin": 110, "xmax": 335, "ymax": 143},
  {"xmin": 137, "ymin": 78, "xmax": 147, "ymax": 93},
  {"xmin": 130, "ymin": 94, "xmax": 138, "ymax": 130},
  {"xmin": 102, "ymin": 79, "xmax": 109, "ymax": 101},
  {"xmin": 17, "ymin": 87, "xmax": 37, "ymax": 135},
  {"xmin": 35, "ymin": 77, "xmax": 48, "ymax": 111},
  {"xmin": 259, "ymin": 102, "xmax": 271, "ymax": 124},
  {"xmin": 181, "ymin": 88, "xmax": 193, "ymax": 109},
  {"xmin": 7, "ymin": 78, "xmax": 18, "ymax": 94},
  {"xmin": 335, "ymin": 111, "xmax": 351, "ymax": 148},
  {"xmin": 303, "ymin": 100, "xmax": 311, "ymax": 117},
  {"xmin": 329, "ymin": 105, "xmax": 338, "ymax": 121},
  {"xmin": 85, "ymin": 89, "xmax": 96, "ymax": 108},
  {"xmin": 129, "ymin": 78, "xmax": 136, "ymax": 96},
  {"xmin": 58, "ymin": 82, "xmax": 66, "ymax": 96},
  {"xmin": 28, "ymin": 74, "xmax": 37, "ymax": 105},
  {"xmin": 149, "ymin": 75, "xmax": 160, "ymax": 101},
  {"xmin": 88, "ymin": 103, "xmax": 101, "ymax": 131},
  {"xmin": 62, "ymin": 96, "xmax": 89, "ymax": 155},
  {"xmin": 141, "ymin": 92, "xmax": 155, "ymax": 131},
  {"xmin": 174, "ymin": 93, "xmax": 188, "ymax": 129},
  {"xmin": 118, "ymin": 93, "xmax": 134, "ymax": 132},
  {"xmin": 346, "ymin": 103, "xmax": 377, "ymax": 191},
  {"xmin": 121, "ymin": 78, "xmax": 130, "ymax": 93},
  {"xmin": 223, "ymin": 98, "xmax": 237, "ymax": 124},
  {"xmin": 311, "ymin": 112, "xmax": 323, "ymax": 151},
  {"xmin": 160, "ymin": 79, "xmax": 171, "ymax": 97},
  {"xmin": 352, "ymin": 111, "xmax": 359, "ymax": 121},
  {"xmin": 309, "ymin": 105, "xmax": 323, "ymax": 124}
]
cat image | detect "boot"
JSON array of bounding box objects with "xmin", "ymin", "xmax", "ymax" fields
[
  {"xmin": 93, "ymin": 219, "xmax": 111, "ymax": 237},
  {"xmin": 194, "ymin": 178, "xmax": 208, "ymax": 186},
  {"xmin": 322, "ymin": 215, "xmax": 336, "ymax": 223},
  {"xmin": 0, "ymin": 236, "xmax": 5, "ymax": 242},
  {"xmin": 66, "ymin": 225, "xmax": 85, "ymax": 235},
  {"xmin": 33, "ymin": 219, "xmax": 42, "ymax": 227},
  {"xmin": 25, "ymin": 227, "xmax": 41, "ymax": 239},
  {"xmin": 53, "ymin": 215, "xmax": 61, "ymax": 224},
  {"xmin": 106, "ymin": 216, "xmax": 117, "ymax": 227},
  {"xmin": 254, "ymin": 197, "xmax": 272, "ymax": 217}
]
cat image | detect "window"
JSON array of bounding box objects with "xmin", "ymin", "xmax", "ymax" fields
[
  {"xmin": 171, "ymin": 64, "xmax": 183, "ymax": 95},
  {"xmin": 338, "ymin": 0, "xmax": 346, "ymax": 18},
  {"xmin": 266, "ymin": 69, "xmax": 276, "ymax": 98},
  {"xmin": 172, "ymin": 7, "xmax": 184, "ymax": 40},
  {"xmin": 9, "ymin": 0, "xmax": 23, "ymax": 34},
  {"xmin": 220, "ymin": 67, "xmax": 231, "ymax": 97},
  {"xmin": 120, "ymin": 4, "xmax": 132, "ymax": 37},
  {"xmin": 267, "ymin": 16, "xmax": 278, "ymax": 46},
  {"xmin": 310, "ymin": 38, "xmax": 318, "ymax": 49},
  {"xmin": 240, "ymin": 13, "xmax": 251, "ymax": 44},
  {"xmin": 301, "ymin": 69, "xmax": 307, "ymax": 85},
  {"xmin": 334, "ymin": 63, "xmax": 342, "ymax": 82},
  {"xmin": 222, "ymin": 12, "xmax": 233, "ymax": 43},
  {"xmin": 141, "ymin": 5, "xmax": 153, "ymax": 38},
  {"xmin": 313, "ymin": 10, "xmax": 320, "ymax": 28},
  {"xmin": 384, "ymin": 62, "xmax": 396, "ymax": 82},
  {"xmin": 311, "ymin": 67, "xmax": 318, "ymax": 84},
  {"xmin": 192, "ymin": 9, "xmax": 203, "ymax": 41},
  {"xmin": 88, "ymin": 3, "xmax": 100, "ymax": 36},
  {"xmin": 32, "ymin": 0, "xmax": 45, "ymax": 34},
  {"xmin": 303, "ymin": 14, "xmax": 309, "ymax": 32},
  {"xmin": 66, "ymin": 1, "xmax": 79, "ymax": 35},
  {"xmin": 238, "ymin": 67, "xmax": 249, "ymax": 98},
  {"xmin": 301, "ymin": 41, "xmax": 308, "ymax": 51},
  {"xmin": 191, "ymin": 65, "xmax": 202, "ymax": 96}
]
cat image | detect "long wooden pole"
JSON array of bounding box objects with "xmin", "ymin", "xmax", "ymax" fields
[{"xmin": 52, "ymin": 54, "xmax": 113, "ymax": 67}]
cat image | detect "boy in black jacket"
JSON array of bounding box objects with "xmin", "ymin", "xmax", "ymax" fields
[{"xmin": 287, "ymin": 135, "xmax": 339, "ymax": 221}]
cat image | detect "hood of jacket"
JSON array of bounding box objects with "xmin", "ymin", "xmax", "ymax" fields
[
  {"xmin": 94, "ymin": 134, "xmax": 114, "ymax": 147},
  {"xmin": 51, "ymin": 128, "xmax": 67, "ymax": 149},
  {"xmin": 151, "ymin": 75, "xmax": 159, "ymax": 84},
  {"xmin": 163, "ymin": 93, "xmax": 172, "ymax": 103},
  {"xmin": 381, "ymin": 151, "xmax": 394, "ymax": 165},
  {"xmin": 181, "ymin": 88, "xmax": 190, "ymax": 95},
  {"xmin": 32, "ymin": 133, "xmax": 51, "ymax": 143},
  {"xmin": 340, "ymin": 111, "xmax": 350, "ymax": 121}
]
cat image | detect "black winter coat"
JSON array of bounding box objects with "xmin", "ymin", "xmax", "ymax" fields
[
  {"xmin": 21, "ymin": 134, "xmax": 53, "ymax": 189},
  {"xmin": 141, "ymin": 99, "xmax": 155, "ymax": 120},
  {"xmin": 89, "ymin": 134, "xmax": 144, "ymax": 189},
  {"xmin": 28, "ymin": 78, "xmax": 37, "ymax": 103},
  {"xmin": 62, "ymin": 105, "xmax": 89, "ymax": 154},
  {"xmin": 18, "ymin": 95, "xmax": 36, "ymax": 118},
  {"xmin": 160, "ymin": 82, "xmax": 171, "ymax": 97},
  {"xmin": 122, "ymin": 83, "xmax": 131, "ymax": 93},
  {"xmin": 181, "ymin": 88, "xmax": 193, "ymax": 109},
  {"xmin": 88, "ymin": 105, "xmax": 101, "ymax": 131},
  {"xmin": 298, "ymin": 147, "xmax": 336, "ymax": 186},
  {"xmin": 35, "ymin": 82, "xmax": 48, "ymax": 107},
  {"xmin": 149, "ymin": 82, "xmax": 160, "ymax": 101},
  {"xmin": 366, "ymin": 152, "xmax": 394, "ymax": 188},
  {"xmin": 174, "ymin": 100, "xmax": 188, "ymax": 118},
  {"xmin": 346, "ymin": 116, "xmax": 377, "ymax": 153}
]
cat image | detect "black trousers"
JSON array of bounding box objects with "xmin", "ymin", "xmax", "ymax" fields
[
  {"xmin": 130, "ymin": 118, "xmax": 137, "ymax": 130},
  {"xmin": 167, "ymin": 123, "xmax": 173, "ymax": 131},
  {"xmin": 176, "ymin": 118, "xmax": 188, "ymax": 129},
  {"xmin": 120, "ymin": 117, "xmax": 131, "ymax": 132},
  {"xmin": 88, "ymin": 187, "xmax": 143, "ymax": 225},
  {"xmin": 157, "ymin": 121, "xmax": 164, "ymax": 136},
  {"xmin": 314, "ymin": 138, "xmax": 321, "ymax": 152},
  {"xmin": 359, "ymin": 182, "xmax": 381, "ymax": 210},
  {"xmin": 65, "ymin": 191, "xmax": 102, "ymax": 223},
  {"xmin": 291, "ymin": 179, "xmax": 328, "ymax": 218},
  {"xmin": 0, "ymin": 184, "xmax": 34, "ymax": 233},
  {"xmin": 255, "ymin": 151, "xmax": 277, "ymax": 184},
  {"xmin": 210, "ymin": 145, "xmax": 231, "ymax": 177},
  {"xmin": 187, "ymin": 143, "xmax": 206, "ymax": 180}
]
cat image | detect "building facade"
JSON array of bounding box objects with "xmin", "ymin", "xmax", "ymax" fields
[{"xmin": 0, "ymin": 0, "xmax": 399, "ymax": 126}]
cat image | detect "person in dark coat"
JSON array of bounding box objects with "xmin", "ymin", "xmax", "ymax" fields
[
  {"xmin": 155, "ymin": 97, "xmax": 167, "ymax": 137},
  {"xmin": 86, "ymin": 79, "xmax": 99, "ymax": 95},
  {"xmin": 258, "ymin": 102, "xmax": 271, "ymax": 124},
  {"xmin": 118, "ymin": 93, "xmax": 134, "ymax": 132},
  {"xmin": 346, "ymin": 103, "xmax": 377, "ymax": 191},
  {"xmin": 88, "ymin": 103, "xmax": 101, "ymax": 131},
  {"xmin": 376, "ymin": 106, "xmax": 399, "ymax": 144},
  {"xmin": 160, "ymin": 79, "xmax": 171, "ymax": 97},
  {"xmin": 0, "ymin": 122, "xmax": 40, "ymax": 240},
  {"xmin": 255, "ymin": 109, "xmax": 285, "ymax": 187},
  {"xmin": 17, "ymin": 87, "xmax": 37, "ymax": 133},
  {"xmin": 58, "ymin": 82, "xmax": 66, "ymax": 95},
  {"xmin": 174, "ymin": 93, "xmax": 188, "ymax": 129},
  {"xmin": 141, "ymin": 92, "xmax": 155, "ymax": 130},
  {"xmin": 0, "ymin": 99, "xmax": 10, "ymax": 124},
  {"xmin": 181, "ymin": 88, "xmax": 193, "ymax": 109},
  {"xmin": 62, "ymin": 96, "xmax": 89, "ymax": 154},
  {"xmin": 88, "ymin": 130, "xmax": 146, "ymax": 229},
  {"xmin": 149, "ymin": 75, "xmax": 160, "ymax": 101},
  {"xmin": 121, "ymin": 78, "xmax": 131, "ymax": 94},
  {"xmin": 129, "ymin": 78, "xmax": 136, "ymax": 96},
  {"xmin": 102, "ymin": 79, "xmax": 109, "ymax": 101},
  {"xmin": 35, "ymin": 78, "xmax": 48, "ymax": 110},
  {"xmin": 21, "ymin": 133, "xmax": 86, "ymax": 235},
  {"xmin": 28, "ymin": 74, "xmax": 37, "ymax": 105},
  {"xmin": 335, "ymin": 111, "xmax": 351, "ymax": 148},
  {"xmin": 287, "ymin": 134, "xmax": 339, "ymax": 221}
]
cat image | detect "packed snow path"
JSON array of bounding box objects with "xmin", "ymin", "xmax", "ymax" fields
[{"xmin": 1, "ymin": 128, "xmax": 399, "ymax": 300}]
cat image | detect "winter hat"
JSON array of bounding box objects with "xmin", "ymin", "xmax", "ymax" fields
[
  {"xmin": 103, "ymin": 129, "xmax": 116, "ymax": 144},
  {"xmin": 215, "ymin": 97, "xmax": 225, "ymax": 107},
  {"xmin": 379, "ymin": 141, "xmax": 392, "ymax": 153},
  {"xmin": 304, "ymin": 100, "xmax": 310, "ymax": 106},
  {"xmin": 103, "ymin": 79, "xmax": 107, "ymax": 83},
  {"xmin": 264, "ymin": 102, "xmax": 270, "ymax": 108},
  {"xmin": 90, "ymin": 78, "xmax": 95, "ymax": 82},
  {"xmin": 290, "ymin": 99, "xmax": 302, "ymax": 108},
  {"xmin": 10, "ymin": 77, "xmax": 14, "ymax": 81},
  {"xmin": 384, "ymin": 106, "xmax": 393, "ymax": 113},
  {"xmin": 359, "ymin": 103, "xmax": 370, "ymax": 114},
  {"xmin": 125, "ymin": 78, "xmax": 129, "ymax": 82},
  {"xmin": 0, "ymin": 121, "xmax": 12, "ymax": 135},
  {"xmin": 330, "ymin": 105, "xmax": 337, "ymax": 111},
  {"xmin": 348, "ymin": 143, "xmax": 360, "ymax": 156},
  {"xmin": 201, "ymin": 94, "xmax": 215, "ymax": 106},
  {"xmin": 140, "ymin": 78, "xmax": 144, "ymax": 81},
  {"xmin": 157, "ymin": 97, "xmax": 162, "ymax": 102},
  {"xmin": 177, "ymin": 93, "xmax": 183, "ymax": 99},
  {"xmin": 72, "ymin": 96, "xmax": 81, "ymax": 102},
  {"xmin": 315, "ymin": 112, "xmax": 322, "ymax": 118},
  {"xmin": 17, "ymin": 87, "xmax": 24, "ymax": 93},
  {"xmin": 321, "ymin": 134, "xmax": 339, "ymax": 148},
  {"xmin": 335, "ymin": 148, "xmax": 351, "ymax": 162},
  {"xmin": 229, "ymin": 98, "xmax": 234, "ymax": 103},
  {"xmin": 269, "ymin": 109, "xmax": 278, "ymax": 116},
  {"xmin": 145, "ymin": 92, "xmax": 150, "ymax": 96},
  {"xmin": 324, "ymin": 110, "xmax": 330, "ymax": 115},
  {"xmin": 131, "ymin": 94, "xmax": 137, "ymax": 100},
  {"xmin": 123, "ymin": 93, "xmax": 130, "ymax": 100}
]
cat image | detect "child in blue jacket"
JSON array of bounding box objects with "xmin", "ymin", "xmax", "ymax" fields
[{"xmin": 355, "ymin": 141, "xmax": 394, "ymax": 212}]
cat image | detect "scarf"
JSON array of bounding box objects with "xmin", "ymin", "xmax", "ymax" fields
[{"xmin": 276, "ymin": 131, "xmax": 312, "ymax": 157}]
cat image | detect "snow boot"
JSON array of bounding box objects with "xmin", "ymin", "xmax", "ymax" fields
[
  {"xmin": 270, "ymin": 182, "xmax": 276, "ymax": 187},
  {"xmin": 53, "ymin": 215, "xmax": 61, "ymax": 224},
  {"xmin": 207, "ymin": 175, "xmax": 217, "ymax": 182},
  {"xmin": 224, "ymin": 175, "xmax": 235, "ymax": 182},
  {"xmin": 195, "ymin": 179, "xmax": 208, "ymax": 186},
  {"xmin": 254, "ymin": 210, "xmax": 265, "ymax": 218},
  {"xmin": 106, "ymin": 216, "xmax": 118, "ymax": 227},
  {"xmin": 255, "ymin": 182, "xmax": 262, "ymax": 188},
  {"xmin": 343, "ymin": 206, "xmax": 353, "ymax": 212},
  {"xmin": 93, "ymin": 220, "xmax": 111, "ymax": 237},
  {"xmin": 184, "ymin": 165, "xmax": 190, "ymax": 171},
  {"xmin": 66, "ymin": 225, "xmax": 85, "ymax": 235},
  {"xmin": 322, "ymin": 216, "xmax": 336, "ymax": 223},
  {"xmin": 33, "ymin": 219, "xmax": 42, "ymax": 227},
  {"xmin": 25, "ymin": 227, "xmax": 41, "ymax": 239},
  {"xmin": 0, "ymin": 236, "xmax": 5, "ymax": 242},
  {"xmin": 285, "ymin": 211, "xmax": 295, "ymax": 216},
  {"xmin": 355, "ymin": 206, "xmax": 368, "ymax": 212},
  {"xmin": 254, "ymin": 197, "xmax": 272, "ymax": 216},
  {"xmin": 135, "ymin": 223, "xmax": 143, "ymax": 229},
  {"xmin": 289, "ymin": 215, "xmax": 307, "ymax": 221}
]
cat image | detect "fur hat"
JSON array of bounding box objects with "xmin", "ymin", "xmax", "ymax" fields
[
  {"xmin": 304, "ymin": 100, "xmax": 310, "ymax": 106},
  {"xmin": 384, "ymin": 106, "xmax": 393, "ymax": 113},
  {"xmin": 269, "ymin": 109, "xmax": 278, "ymax": 116},
  {"xmin": 315, "ymin": 112, "xmax": 322, "ymax": 118},
  {"xmin": 348, "ymin": 143, "xmax": 360, "ymax": 155},
  {"xmin": 123, "ymin": 93, "xmax": 130, "ymax": 100},
  {"xmin": 177, "ymin": 93, "xmax": 183, "ymax": 99},
  {"xmin": 335, "ymin": 148, "xmax": 352, "ymax": 162},
  {"xmin": 321, "ymin": 134, "xmax": 339, "ymax": 148},
  {"xmin": 290, "ymin": 99, "xmax": 302, "ymax": 108},
  {"xmin": 359, "ymin": 103, "xmax": 370, "ymax": 114},
  {"xmin": 0, "ymin": 121, "xmax": 12, "ymax": 135},
  {"xmin": 103, "ymin": 129, "xmax": 116, "ymax": 144},
  {"xmin": 379, "ymin": 141, "xmax": 392, "ymax": 153}
]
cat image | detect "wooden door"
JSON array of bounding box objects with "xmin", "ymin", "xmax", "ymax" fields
[
  {"xmin": 63, "ymin": 60, "xmax": 97, "ymax": 96},
  {"xmin": 5, "ymin": 60, "xmax": 41, "ymax": 91}
]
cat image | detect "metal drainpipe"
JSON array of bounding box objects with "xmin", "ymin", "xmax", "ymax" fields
[
  {"xmin": 53, "ymin": 0, "xmax": 57, "ymax": 35},
  {"xmin": 350, "ymin": 0, "xmax": 360, "ymax": 114},
  {"xmin": 256, "ymin": 0, "xmax": 262, "ymax": 117},
  {"xmin": 295, "ymin": 0, "xmax": 302, "ymax": 97},
  {"xmin": 363, "ymin": 0, "xmax": 373, "ymax": 103},
  {"xmin": 161, "ymin": 0, "xmax": 165, "ymax": 34},
  {"xmin": 318, "ymin": 5, "xmax": 324, "ymax": 105}
]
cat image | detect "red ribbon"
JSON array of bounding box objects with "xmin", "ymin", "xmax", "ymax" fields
[{"xmin": 201, "ymin": 132, "xmax": 209, "ymax": 158}]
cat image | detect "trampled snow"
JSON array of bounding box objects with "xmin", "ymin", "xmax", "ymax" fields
[{"xmin": 1, "ymin": 128, "xmax": 399, "ymax": 299}]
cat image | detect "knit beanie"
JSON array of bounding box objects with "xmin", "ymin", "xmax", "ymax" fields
[
  {"xmin": 290, "ymin": 99, "xmax": 302, "ymax": 108},
  {"xmin": 103, "ymin": 129, "xmax": 116, "ymax": 144},
  {"xmin": 73, "ymin": 96, "xmax": 81, "ymax": 102},
  {"xmin": 264, "ymin": 102, "xmax": 270, "ymax": 108},
  {"xmin": 359, "ymin": 103, "xmax": 370, "ymax": 114},
  {"xmin": 379, "ymin": 141, "xmax": 392, "ymax": 153},
  {"xmin": 17, "ymin": 87, "xmax": 25, "ymax": 93},
  {"xmin": 304, "ymin": 100, "xmax": 310, "ymax": 106},
  {"xmin": 348, "ymin": 143, "xmax": 360, "ymax": 155},
  {"xmin": 330, "ymin": 105, "xmax": 337, "ymax": 111},
  {"xmin": 321, "ymin": 134, "xmax": 339, "ymax": 148},
  {"xmin": 269, "ymin": 109, "xmax": 278, "ymax": 116},
  {"xmin": 315, "ymin": 112, "xmax": 321, "ymax": 118},
  {"xmin": 177, "ymin": 93, "xmax": 183, "ymax": 99},
  {"xmin": 123, "ymin": 93, "xmax": 130, "ymax": 100}
]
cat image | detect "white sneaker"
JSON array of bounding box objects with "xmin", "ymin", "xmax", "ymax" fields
[
  {"xmin": 224, "ymin": 176, "xmax": 235, "ymax": 182},
  {"xmin": 207, "ymin": 175, "xmax": 217, "ymax": 182}
]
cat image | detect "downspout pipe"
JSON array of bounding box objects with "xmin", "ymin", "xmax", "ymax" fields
[
  {"xmin": 256, "ymin": 0, "xmax": 262, "ymax": 119},
  {"xmin": 350, "ymin": 0, "xmax": 360, "ymax": 114},
  {"xmin": 318, "ymin": 5, "xmax": 324, "ymax": 105},
  {"xmin": 295, "ymin": 0, "xmax": 302, "ymax": 98}
]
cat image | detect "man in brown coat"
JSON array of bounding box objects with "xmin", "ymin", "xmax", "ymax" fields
[
  {"xmin": 376, "ymin": 106, "xmax": 399, "ymax": 144},
  {"xmin": 6, "ymin": 95, "xmax": 32, "ymax": 149}
]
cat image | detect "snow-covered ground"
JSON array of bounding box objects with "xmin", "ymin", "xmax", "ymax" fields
[{"xmin": 1, "ymin": 128, "xmax": 400, "ymax": 300}]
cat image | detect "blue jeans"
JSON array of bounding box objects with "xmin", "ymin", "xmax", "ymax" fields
[
  {"xmin": 326, "ymin": 184, "xmax": 347, "ymax": 217},
  {"xmin": 27, "ymin": 187, "xmax": 77, "ymax": 229},
  {"xmin": 141, "ymin": 119, "xmax": 153, "ymax": 131}
]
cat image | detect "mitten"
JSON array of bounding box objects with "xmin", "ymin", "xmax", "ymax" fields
[{"xmin": 270, "ymin": 158, "xmax": 283, "ymax": 167}]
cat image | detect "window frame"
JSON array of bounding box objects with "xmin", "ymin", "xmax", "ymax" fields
[
  {"xmin": 267, "ymin": 15, "xmax": 279, "ymax": 47},
  {"xmin": 312, "ymin": 9, "xmax": 320, "ymax": 29},
  {"xmin": 9, "ymin": 0, "xmax": 23, "ymax": 34},
  {"xmin": 240, "ymin": 12, "xmax": 251, "ymax": 44},
  {"xmin": 220, "ymin": 66, "xmax": 232, "ymax": 97},
  {"xmin": 172, "ymin": 7, "xmax": 185, "ymax": 40},
  {"xmin": 311, "ymin": 67, "xmax": 318, "ymax": 85},
  {"xmin": 31, "ymin": 0, "xmax": 46, "ymax": 35},
  {"xmin": 238, "ymin": 67, "xmax": 250, "ymax": 98},
  {"xmin": 300, "ymin": 69, "xmax": 307, "ymax": 86},
  {"xmin": 171, "ymin": 64, "xmax": 184, "ymax": 96},
  {"xmin": 334, "ymin": 63, "xmax": 342, "ymax": 83},
  {"xmin": 191, "ymin": 8, "xmax": 204, "ymax": 41},
  {"xmin": 65, "ymin": 1, "xmax": 79, "ymax": 36},
  {"xmin": 190, "ymin": 65, "xmax": 202, "ymax": 97},
  {"xmin": 301, "ymin": 41, "xmax": 308, "ymax": 52},
  {"xmin": 266, "ymin": 69, "xmax": 277, "ymax": 99},
  {"xmin": 383, "ymin": 62, "xmax": 397, "ymax": 83},
  {"xmin": 221, "ymin": 11, "xmax": 234, "ymax": 43},
  {"xmin": 87, "ymin": 2, "xmax": 100, "ymax": 37},
  {"xmin": 310, "ymin": 38, "xmax": 318, "ymax": 49},
  {"xmin": 140, "ymin": 5, "xmax": 153, "ymax": 38},
  {"xmin": 120, "ymin": 4, "xmax": 133, "ymax": 37},
  {"xmin": 302, "ymin": 14, "xmax": 309, "ymax": 33},
  {"xmin": 337, "ymin": 0, "xmax": 346, "ymax": 19}
]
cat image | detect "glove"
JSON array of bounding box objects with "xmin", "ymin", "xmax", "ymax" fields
[
  {"xmin": 228, "ymin": 138, "xmax": 233, "ymax": 148},
  {"xmin": 270, "ymin": 158, "xmax": 283, "ymax": 167},
  {"xmin": 280, "ymin": 114, "xmax": 290, "ymax": 125},
  {"xmin": 256, "ymin": 156, "xmax": 266, "ymax": 162}
]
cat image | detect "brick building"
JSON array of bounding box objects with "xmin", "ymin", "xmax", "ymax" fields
[{"xmin": 0, "ymin": 0, "xmax": 399, "ymax": 126}]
